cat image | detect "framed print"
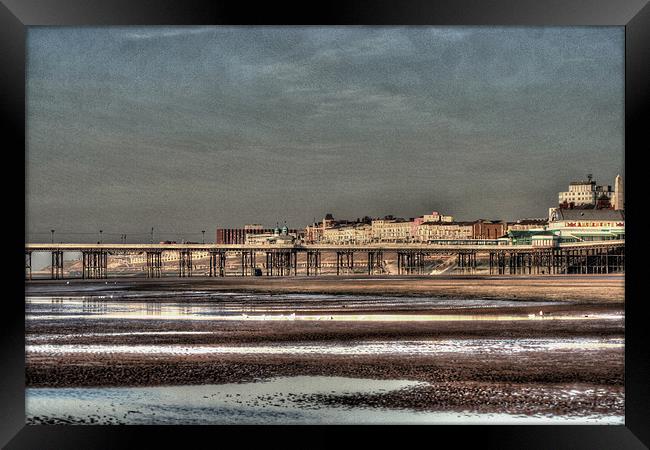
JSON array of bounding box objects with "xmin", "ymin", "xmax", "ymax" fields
[{"xmin": 2, "ymin": 0, "xmax": 649, "ymax": 448}]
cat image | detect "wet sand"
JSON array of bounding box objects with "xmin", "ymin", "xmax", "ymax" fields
[
  {"xmin": 26, "ymin": 273, "xmax": 625, "ymax": 303},
  {"xmin": 25, "ymin": 275, "xmax": 625, "ymax": 421}
]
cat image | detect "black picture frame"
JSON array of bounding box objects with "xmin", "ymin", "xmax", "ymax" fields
[{"xmin": 3, "ymin": 0, "xmax": 648, "ymax": 448}]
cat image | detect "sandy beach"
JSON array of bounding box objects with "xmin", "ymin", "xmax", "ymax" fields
[
  {"xmin": 25, "ymin": 274, "xmax": 625, "ymax": 423},
  {"xmin": 26, "ymin": 273, "xmax": 625, "ymax": 303}
]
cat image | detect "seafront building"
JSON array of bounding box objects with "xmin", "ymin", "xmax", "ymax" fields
[
  {"xmin": 371, "ymin": 218, "xmax": 414, "ymax": 243},
  {"xmin": 472, "ymin": 220, "xmax": 507, "ymax": 240},
  {"xmin": 304, "ymin": 213, "xmax": 371, "ymax": 244},
  {"xmin": 557, "ymin": 174, "xmax": 623, "ymax": 209},
  {"xmin": 547, "ymin": 208, "xmax": 625, "ymax": 242},
  {"xmin": 322, "ymin": 223, "xmax": 373, "ymax": 244},
  {"xmin": 416, "ymin": 221, "xmax": 474, "ymax": 242},
  {"xmin": 507, "ymin": 208, "xmax": 624, "ymax": 247},
  {"xmin": 313, "ymin": 212, "xmax": 508, "ymax": 244}
]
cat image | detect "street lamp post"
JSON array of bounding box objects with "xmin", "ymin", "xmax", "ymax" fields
[
  {"xmin": 202, "ymin": 230, "xmax": 206, "ymax": 244},
  {"xmin": 99, "ymin": 230, "xmax": 103, "ymax": 244},
  {"xmin": 50, "ymin": 229, "xmax": 55, "ymax": 244}
]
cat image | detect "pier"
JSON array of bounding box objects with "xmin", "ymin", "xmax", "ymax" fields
[{"xmin": 24, "ymin": 241, "xmax": 624, "ymax": 280}]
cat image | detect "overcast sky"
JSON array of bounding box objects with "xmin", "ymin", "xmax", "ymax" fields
[{"xmin": 26, "ymin": 26, "xmax": 624, "ymax": 243}]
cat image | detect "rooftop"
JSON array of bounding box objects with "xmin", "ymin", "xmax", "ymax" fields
[
  {"xmin": 421, "ymin": 221, "xmax": 476, "ymax": 226},
  {"xmin": 554, "ymin": 209, "xmax": 624, "ymax": 221},
  {"xmin": 507, "ymin": 230, "xmax": 554, "ymax": 238},
  {"xmin": 569, "ymin": 181, "xmax": 596, "ymax": 186},
  {"xmin": 512, "ymin": 219, "xmax": 548, "ymax": 225}
]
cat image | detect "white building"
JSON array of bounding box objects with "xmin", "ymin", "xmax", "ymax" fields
[
  {"xmin": 558, "ymin": 174, "xmax": 613, "ymax": 207},
  {"xmin": 371, "ymin": 219, "xmax": 413, "ymax": 242},
  {"xmin": 547, "ymin": 208, "xmax": 625, "ymax": 242},
  {"xmin": 416, "ymin": 222, "xmax": 474, "ymax": 242},
  {"xmin": 322, "ymin": 224, "xmax": 372, "ymax": 244}
]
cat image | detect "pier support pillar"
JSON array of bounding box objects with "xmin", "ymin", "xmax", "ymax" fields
[
  {"xmin": 265, "ymin": 251, "xmax": 273, "ymax": 276},
  {"xmin": 240, "ymin": 250, "xmax": 256, "ymax": 276},
  {"xmin": 265, "ymin": 251, "xmax": 292, "ymax": 276},
  {"xmin": 51, "ymin": 250, "xmax": 64, "ymax": 279},
  {"xmin": 367, "ymin": 251, "xmax": 383, "ymax": 275},
  {"xmin": 336, "ymin": 251, "xmax": 354, "ymax": 275},
  {"xmin": 25, "ymin": 251, "xmax": 32, "ymax": 280},
  {"xmin": 307, "ymin": 251, "xmax": 321, "ymax": 276},
  {"xmin": 457, "ymin": 251, "xmax": 474, "ymax": 274},
  {"xmin": 209, "ymin": 251, "xmax": 225, "ymax": 277},
  {"xmin": 281, "ymin": 251, "xmax": 292, "ymax": 276},
  {"xmin": 82, "ymin": 250, "xmax": 108, "ymax": 279},
  {"xmin": 146, "ymin": 251, "xmax": 162, "ymax": 278},
  {"xmin": 179, "ymin": 250, "xmax": 192, "ymax": 277}
]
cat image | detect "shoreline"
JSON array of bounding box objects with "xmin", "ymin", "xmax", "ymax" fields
[{"xmin": 25, "ymin": 273, "xmax": 625, "ymax": 303}]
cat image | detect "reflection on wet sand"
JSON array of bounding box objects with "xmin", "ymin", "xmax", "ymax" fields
[
  {"xmin": 26, "ymin": 376, "xmax": 623, "ymax": 425},
  {"xmin": 27, "ymin": 337, "xmax": 624, "ymax": 357},
  {"xmin": 26, "ymin": 295, "xmax": 622, "ymax": 322},
  {"xmin": 25, "ymin": 289, "xmax": 625, "ymax": 425}
]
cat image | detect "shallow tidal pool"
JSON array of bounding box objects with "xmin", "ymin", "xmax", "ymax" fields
[{"xmin": 26, "ymin": 376, "xmax": 623, "ymax": 425}]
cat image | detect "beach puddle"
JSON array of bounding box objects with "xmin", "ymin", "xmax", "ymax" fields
[{"xmin": 25, "ymin": 376, "xmax": 623, "ymax": 425}]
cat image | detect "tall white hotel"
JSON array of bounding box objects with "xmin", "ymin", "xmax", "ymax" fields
[{"xmin": 558, "ymin": 174, "xmax": 624, "ymax": 210}]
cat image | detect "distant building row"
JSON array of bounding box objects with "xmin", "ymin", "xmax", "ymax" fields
[
  {"xmin": 213, "ymin": 174, "xmax": 624, "ymax": 246},
  {"xmin": 304, "ymin": 212, "xmax": 535, "ymax": 244}
]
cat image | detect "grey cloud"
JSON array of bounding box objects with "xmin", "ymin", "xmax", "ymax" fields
[{"xmin": 26, "ymin": 26, "xmax": 624, "ymax": 240}]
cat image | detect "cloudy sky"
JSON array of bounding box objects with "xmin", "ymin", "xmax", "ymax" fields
[{"xmin": 26, "ymin": 26, "xmax": 624, "ymax": 243}]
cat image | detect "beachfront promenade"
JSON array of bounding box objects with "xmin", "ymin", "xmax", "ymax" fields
[{"xmin": 25, "ymin": 240, "xmax": 625, "ymax": 279}]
